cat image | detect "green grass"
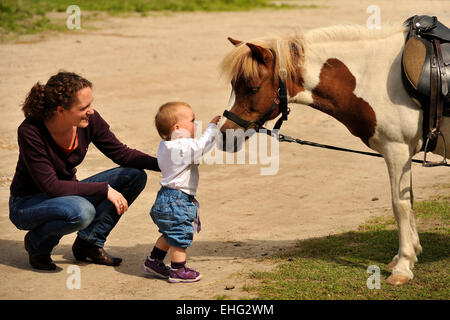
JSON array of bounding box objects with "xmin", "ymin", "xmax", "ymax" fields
[
  {"xmin": 1, "ymin": 0, "xmax": 310, "ymax": 37},
  {"xmin": 244, "ymin": 200, "xmax": 449, "ymax": 300},
  {"xmin": 0, "ymin": 0, "xmax": 65, "ymax": 36}
]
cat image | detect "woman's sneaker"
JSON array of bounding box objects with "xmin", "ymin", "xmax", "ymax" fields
[
  {"xmin": 141, "ymin": 258, "xmax": 170, "ymax": 279},
  {"xmin": 168, "ymin": 265, "xmax": 202, "ymax": 283}
]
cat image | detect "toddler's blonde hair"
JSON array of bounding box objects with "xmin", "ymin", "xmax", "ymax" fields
[{"xmin": 154, "ymin": 101, "xmax": 191, "ymax": 140}]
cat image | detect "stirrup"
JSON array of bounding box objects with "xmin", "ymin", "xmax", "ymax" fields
[{"xmin": 423, "ymin": 130, "xmax": 448, "ymax": 167}]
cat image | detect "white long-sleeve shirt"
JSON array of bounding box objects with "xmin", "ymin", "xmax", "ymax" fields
[{"xmin": 157, "ymin": 123, "xmax": 217, "ymax": 196}]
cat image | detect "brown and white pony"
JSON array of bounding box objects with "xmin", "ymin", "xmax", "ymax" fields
[{"xmin": 219, "ymin": 24, "xmax": 449, "ymax": 286}]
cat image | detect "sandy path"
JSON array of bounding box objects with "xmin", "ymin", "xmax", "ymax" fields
[{"xmin": 0, "ymin": 0, "xmax": 449, "ymax": 299}]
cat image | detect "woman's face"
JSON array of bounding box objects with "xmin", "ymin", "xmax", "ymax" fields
[{"xmin": 63, "ymin": 87, "xmax": 95, "ymax": 128}]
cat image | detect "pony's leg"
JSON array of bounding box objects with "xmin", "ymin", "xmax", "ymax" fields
[
  {"xmin": 386, "ymin": 223, "xmax": 422, "ymax": 273},
  {"xmin": 383, "ymin": 143, "xmax": 417, "ymax": 285},
  {"xmin": 409, "ymin": 178, "xmax": 422, "ymax": 257},
  {"xmin": 386, "ymin": 171, "xmax": 422, "ymax": 271},
  {"xmin": 409, "ymin": 210, "xmax": 422, "ymax": 257},
  {"xmin": 386, "ymin": 210, "xmax": 422, "ymax": 273}
]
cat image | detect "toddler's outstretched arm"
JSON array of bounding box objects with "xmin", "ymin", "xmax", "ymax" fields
[{"xmin": 175, "ymin": 115, "xmax": 221, "ymax": 165}]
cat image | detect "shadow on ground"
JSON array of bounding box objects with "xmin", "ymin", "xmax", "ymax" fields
[
  {"xmin": 0, "ymin": 237, "xmax": 293, "ymax": 275},
  {"xmin": 274, "ymin": 230, "xmax": 450, "ymax": 276},
  {"xmin": 1, "ymin": 230, "xmax": 448, "ymax": 278}
]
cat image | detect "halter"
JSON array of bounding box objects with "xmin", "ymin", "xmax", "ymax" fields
[{"xmin": 222, "ymin": 77, "xmax": 290, "ymax": 137}]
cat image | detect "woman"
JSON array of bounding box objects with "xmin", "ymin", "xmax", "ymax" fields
[{"xmin": 9, "ymin": 71, "xmax": 160, "ymax": 270}]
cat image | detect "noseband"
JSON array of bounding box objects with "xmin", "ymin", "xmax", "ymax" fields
[{"xmin": 222, "ymin": 78, "xmax": 290, "ymax": 135}]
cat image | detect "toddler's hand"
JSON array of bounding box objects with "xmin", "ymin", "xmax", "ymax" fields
[{"xmin": 210, "ymin": 115, "xmax": 221, "ymax": 125}]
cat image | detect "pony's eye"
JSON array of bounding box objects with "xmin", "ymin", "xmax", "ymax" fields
[{"xmin": 248, "ymin": 86, "xmax": 260, "ymax": 94}]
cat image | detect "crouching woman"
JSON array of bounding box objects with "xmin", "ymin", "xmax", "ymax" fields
[{"xmin": 9, "ymin": 71, "xmax": 159, "ymax": 270}]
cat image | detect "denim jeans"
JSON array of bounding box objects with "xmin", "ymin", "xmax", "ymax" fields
[
  {"xmin": 150, "ymin": 187, "xmax": 197, "ymax": 248},
  {"xmin": 9, "ymin": 167, "xmax": 147, "ymax": 253}
]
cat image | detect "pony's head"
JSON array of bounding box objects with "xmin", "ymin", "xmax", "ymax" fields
[{"xmin": 219, "ymin": 35, "xmax": 304, "ymax": 151}]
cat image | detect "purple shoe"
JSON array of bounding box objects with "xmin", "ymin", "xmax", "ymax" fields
[
  {"xmin": 168, "ymin": 265, "xmax": 202, "ymax": 283},
  {"xmin": 141, "ymin": 258, "xmax": 170, "ymax": 279}
]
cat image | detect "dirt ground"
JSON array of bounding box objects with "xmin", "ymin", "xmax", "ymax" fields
[{"xmin": 0, "ymin": 0, "xmax": 449, "ymax": 300}]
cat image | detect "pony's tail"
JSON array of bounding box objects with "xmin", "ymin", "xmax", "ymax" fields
[{"xmin": 22, "ymin": 82, "xmax": 46, "ymax": 120}]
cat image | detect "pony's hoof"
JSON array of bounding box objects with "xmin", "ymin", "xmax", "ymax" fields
[
  {"xmin": 386, "ymin": 274, "xmax": 411, "ymax": 286},
  {"xmin": 386, "ymin": 260, "xmax": 398, "ymax": 271}
]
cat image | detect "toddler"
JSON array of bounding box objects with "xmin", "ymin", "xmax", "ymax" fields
[{"xmin": 142, "ymin": 101, "xmax": 220, "ymax": 283}]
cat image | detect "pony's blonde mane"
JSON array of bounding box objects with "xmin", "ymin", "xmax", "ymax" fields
[
  {"xmin": 220, "ymin": 24, "xmax": 406, "ymax": 83},
  {"xmin": 220, "ymin": 34, "xmax": 305, "ymax": 83}
]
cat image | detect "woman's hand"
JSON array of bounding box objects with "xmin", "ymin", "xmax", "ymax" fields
[{"xmin": 107, "ymin": 185, "xmax": 128, "ymax": 215}]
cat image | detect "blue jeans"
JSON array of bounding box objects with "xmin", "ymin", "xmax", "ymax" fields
[
  {"xmin": 150, "ymin": 187, "xmax": 197, "ymax": 248},
  {"xmin": 9, "ymin": 167, "xmax": 147, "ymax": 253}
]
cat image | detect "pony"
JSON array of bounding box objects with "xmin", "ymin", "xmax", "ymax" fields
[{"xmin": 218, "ymin": 23, "xmax": 449, "ymax": 286}]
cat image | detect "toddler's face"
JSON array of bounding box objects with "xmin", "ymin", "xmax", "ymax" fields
[{"xmin": 172, "ymin": 105, "xmax": 195, "ymax": 139}]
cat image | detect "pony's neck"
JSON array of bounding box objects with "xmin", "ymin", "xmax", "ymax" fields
[
  {"xmin": 285, "ymin": 24, "xmax": 406, "ymax": 145},
  {"xmin": 287, "ymin": 24, "xmax": 406, "ymax": 106}
]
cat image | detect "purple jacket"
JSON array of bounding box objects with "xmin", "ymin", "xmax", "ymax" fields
[{"xmin": 10, "ymin": 110, "xmax": 159, "ymax": 198}]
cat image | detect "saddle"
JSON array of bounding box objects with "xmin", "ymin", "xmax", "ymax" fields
[{"xmin": 402, "ymin": 15, "xmax": 450, "ymax": 166}]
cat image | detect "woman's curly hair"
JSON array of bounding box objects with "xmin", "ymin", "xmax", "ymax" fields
[{"xmin": 22, "ymin": 71, "xmax": 92, "ymax": 121}]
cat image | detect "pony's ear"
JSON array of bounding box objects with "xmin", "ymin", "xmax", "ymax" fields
[
  {"xmin": 227, "ymin": 37, "xmax": 242, "ymax": 46},
  {"xmin": 246, "ymin": 43, "xmax": 273, "ymax": 65}
]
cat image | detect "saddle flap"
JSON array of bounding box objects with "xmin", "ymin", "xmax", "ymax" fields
[{"xmin": 402, "ymin": 36, "xmax": 429, "ymax": 90}]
